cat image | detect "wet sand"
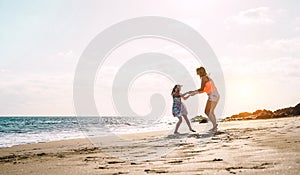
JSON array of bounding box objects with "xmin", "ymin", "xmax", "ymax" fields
[{"xmin": 1, "ymin": 117, "xmax": 299, "ymax": 175}]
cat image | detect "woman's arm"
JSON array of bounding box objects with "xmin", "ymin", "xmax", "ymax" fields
[
  {"xmin": 181, "ymin": 91, "xmax": 190, "ymax": 97},
  {"xmin": 190, "ymin": 76, "xmax": 208, "ymax": 95}
]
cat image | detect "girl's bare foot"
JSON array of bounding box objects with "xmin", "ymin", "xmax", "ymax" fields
[{"xmin": 190, "ymin": 129, "xmax": 196, "ymax": 132}]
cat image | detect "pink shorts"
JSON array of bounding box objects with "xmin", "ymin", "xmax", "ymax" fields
[{"xmin": 208, "ymin": 91, "xmax": 220, "ymax": 102}]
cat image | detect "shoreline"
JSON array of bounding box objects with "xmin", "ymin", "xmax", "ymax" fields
[
  {"xmin": 1, "ymin": 116, "xmax": 298, "ymax": 150},
  {"xmin": 0, "ymin": 116, "xmax": 179, "ymax": 148},
  {"xmin": 1, "ymin": 117, "xmax": 299, "ymax": 174}
]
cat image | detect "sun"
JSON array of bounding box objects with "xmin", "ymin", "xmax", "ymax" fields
[
  {"xmin": 238, "ymin": 85, "xmax": 253, "ymax": 97},
  {"xmin": 236, "ymin": 81, "xmax": 256, "ymax": 99}
]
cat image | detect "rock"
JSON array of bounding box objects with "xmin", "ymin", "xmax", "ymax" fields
[
  {"xmin": 36, "ymin": 153, "xmax": 46, "ymax": 156},
  {"xmin": 292, "ymin": 103, "xmax": 300, "ymax": 116},
  {"xmin": 237, "ymin": 112, "xmax": 252, "ymax": 118},
  {"xmin": 191, "ymin": 115, "xmax": 208, "ymax": 123},
  {"xmin": 222, "ymin": 103, "xmax": 300, "ymax": 121},
  {"xmin": 274, "ymin": 107, "xmax": 294, "ymax": 118},
  {"xmin": 253, "ymin": 110, "xmax": 263, "ymax": 115},
  {"xmin": 255, "ymin": 110, "xmax": 274, "ymax": 119}
]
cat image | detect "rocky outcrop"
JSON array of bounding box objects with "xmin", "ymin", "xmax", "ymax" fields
[
  {"xmin": 273, "ymin": 107, "xmax": 294, "ymax": 118},
  {"xmin": 255, "ymin": 110, "xmax": 274, "ymax": 119},
  {"xmin": 293, "ymin": 103, "xmax": 300, "ymax": 116},
  {"xmin": 191, "ymin": 115, "xmax": 208, "ymax": 123},
  {"xmin": 222, "ymin": 103, "xmax": 300, "ymax": 122}
]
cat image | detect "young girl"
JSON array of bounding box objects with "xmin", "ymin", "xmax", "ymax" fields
[{"xmin": 171, "ymin": 85, "xmax": 196, "ymax": 134}]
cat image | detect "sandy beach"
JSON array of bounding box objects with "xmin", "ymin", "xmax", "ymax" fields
[{"xmin": 1, "ymin": 117, "xmax": 299, "ymax": 175}]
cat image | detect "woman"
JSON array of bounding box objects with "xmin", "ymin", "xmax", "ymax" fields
[
  {"xmin": 171, "ymin": 84, "xmax": 196, "ymax": 134},
  {"xmin": 190, "ymin": 67, "xmax": 220, "ymax": 131}
]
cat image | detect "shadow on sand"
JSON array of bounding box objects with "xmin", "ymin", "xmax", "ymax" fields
[{"xmin": 166, "ymin": 130, "xmax": 225, "ymax": 139}]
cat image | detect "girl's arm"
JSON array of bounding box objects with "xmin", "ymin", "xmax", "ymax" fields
[
  {"xmin": 174, "ymin": 91, "xmax": 190, "ymax": 100},
  {"xmin": 180, "ymin": 92, "xmax": 191, "ymax": 100}
]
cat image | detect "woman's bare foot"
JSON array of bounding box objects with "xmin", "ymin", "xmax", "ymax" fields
[{"xmin": 209, "ymin": 124, "xmax": 218, "ymax": 131}]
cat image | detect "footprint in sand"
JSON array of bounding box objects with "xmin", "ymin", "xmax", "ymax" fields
[
  {"xmin": 144, "ymin": 169, "xmax": 168, "ymax": 173},
  {"xmin": 107, "ymin": 160, "xmax": 126, "ymax": 164},
  {"xmin": 168, "ymin": 160, "xmax": 183, "ymax": 164}
]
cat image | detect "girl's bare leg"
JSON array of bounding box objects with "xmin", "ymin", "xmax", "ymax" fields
[
  {"xmin": 182, "ymin": 115, "xmax": 195, "ymax": 132},
  {"xmin": 174, "ymin": 116, "xmax": 182, "ymax": 134}
]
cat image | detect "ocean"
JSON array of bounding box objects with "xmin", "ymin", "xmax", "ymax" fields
[{"xmin": 0, "ymin": 116, "xmax": 179, "ymax": 148}]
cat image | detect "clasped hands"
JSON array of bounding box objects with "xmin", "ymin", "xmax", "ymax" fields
[{"xmin": 183, "ymin": 90, "xmax": 198, "ymax": 97}]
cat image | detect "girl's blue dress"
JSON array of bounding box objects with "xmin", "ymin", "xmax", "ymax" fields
[{"xmin": 172, "ymin": 97, "xmax": 188, "ymax": 117}]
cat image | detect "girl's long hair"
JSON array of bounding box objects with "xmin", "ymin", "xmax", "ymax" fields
[{"xmin": 171, "ymin": 85, "xmax": 178, "ymax": 96}]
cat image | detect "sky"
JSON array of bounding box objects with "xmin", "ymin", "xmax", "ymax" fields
[{"xmin": 0, "ymin": 0, "xmax": 299, "ymax": 117}]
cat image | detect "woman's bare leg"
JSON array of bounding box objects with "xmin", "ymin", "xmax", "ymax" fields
[
  {"xmin": 209, "ymin": 101, "xmax": 218, "ymax": 129},
  {"xmin": 205, "ymin": 100, "xmax": 218, "ymax": 129},
  {"xmin": 205, "ymin": 100, "xmax": 213, "ymax": 125},
  {"xmin": 174, "ymin": 116, "xmax": 182, "ymax": 134}
]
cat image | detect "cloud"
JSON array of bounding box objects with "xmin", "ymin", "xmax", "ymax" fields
[
  {"xmin": 220, "ymin": 37, "xmax": 300, "ymax": 80},
  {"xmin": 225, "ymin": 7, "xmax": 274, "ymax": 28},
  {"xmin": 222, "ymin": 37, "xmax": 300, "ymax": 61},
  {"xmin": 0, "ymin": 69, "xmax": 8, "ymax": 73},
  {"xmin": 294, "ymin": 27, "xmax": 300, "ymax": 32},
  {"xmin": 255, "ymin": 56, "xmax": 300, "ymax": 78},
  {"xmin": 0, "ymin": 71, "xmax": 74, "ymax": 115},
  {"xmin": 57, "ymin": 50, "xmax": 74, "ymax": 58},
  {"xmin": 245, "ymin": 38, "xmax": 300, "ymax": 58}
]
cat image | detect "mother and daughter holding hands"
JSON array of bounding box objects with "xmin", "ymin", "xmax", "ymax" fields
[{"xmin": 171, "ymin": 67, "xmax": 220, "ymax": 134}]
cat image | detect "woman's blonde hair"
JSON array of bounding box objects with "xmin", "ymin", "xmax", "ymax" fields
[{"xmin": 196, "ymin": 67, "xmax": 207, "ymax": 77}]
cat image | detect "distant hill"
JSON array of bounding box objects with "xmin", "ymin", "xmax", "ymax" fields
[{"xmin": 222, "ymin": 103, "xmax": 300, "ymax": 122}]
